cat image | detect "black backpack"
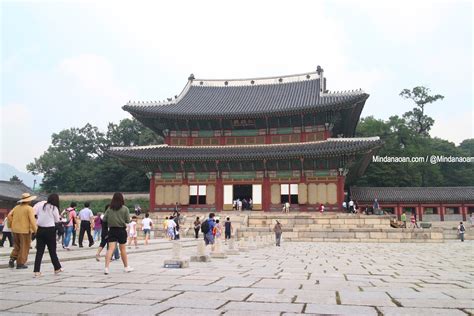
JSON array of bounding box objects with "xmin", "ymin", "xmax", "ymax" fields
[
  {"xmin": 460, "ymin": 225, "xmax": 465, "ymax": 232},
  {"xmin": 201, "ymin": 220, "xmax": 210, "ymax": 234}
]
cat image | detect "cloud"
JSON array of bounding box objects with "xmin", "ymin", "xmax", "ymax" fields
[
  {"xmin": 55, "ymin": 54, "xmax": 133, "ymax": 128},
  {"xmin": 0, "ymin": 103, "xmax": 41, "ymax": 171},
  {"xmin": 431, "ymin": 110, "xmax": 474, "ymax": 145}
]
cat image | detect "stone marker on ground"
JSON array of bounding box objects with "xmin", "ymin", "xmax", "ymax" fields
[
  {"xmin": 190, "ymin": 240, "xmax": 211, "ymax": 262},
  {"xmin": 164, "ymin": 241, "xmax": 189, "ymax": 268},
  {"xmin": 238, "ymin": 238, "xmax": 249, "ymax": 252},
  {"xmin": 211, "ymin": 238, "xmax": 228, "ymax": 259},
  {"xmin": 226, "ymin": 238, "xmax": 239, "ymax": 255},
  {"xmin": 248, "ymin": 236, "xmax": 257, "ymax": 250}
]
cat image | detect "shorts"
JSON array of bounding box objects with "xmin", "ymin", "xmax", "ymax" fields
[
  {"xmin": 143, "ymin": 228, "xmax": 151, "ymax": 235},
  {"xmin": 128, "ymin": 232, "xmax": 137, "ymax": 238},
  {"xmin": 108, "ymin": 227, "xmax": 127, "ymax": 244},
  {"xmin": 204, "ymin": 232, "xmax": 215, "ymax": 245}
]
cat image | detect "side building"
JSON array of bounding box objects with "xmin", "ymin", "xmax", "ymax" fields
[{"xmin": 108, "ymin": 67, "xmax": 382, "ymax": 212}]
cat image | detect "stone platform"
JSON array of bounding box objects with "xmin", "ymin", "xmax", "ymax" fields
[{"xmin": 0, "ymin": 241, "xmax": 472, "ymax": 315}]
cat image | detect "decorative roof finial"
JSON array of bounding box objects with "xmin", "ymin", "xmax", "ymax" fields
[
  {"xmin": 316, "ymin": 65, "xmax": 324, "ymax": 75},
  {"xmin": 188, "ymin": 73, "xmax": 195, "ymax": 81}
]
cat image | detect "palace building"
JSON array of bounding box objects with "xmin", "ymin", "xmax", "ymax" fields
[{"xmin": 108, "ymin": 67, "xmax": 382, "ymax": 212}]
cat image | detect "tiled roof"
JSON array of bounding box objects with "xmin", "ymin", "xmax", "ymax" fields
[
  {"xmin": 351, "ymin": 187, "xmax": 474, "ymax": 204},
  {"xmin": 123, "ymin": 71, "xmax": 368, "ymax": 120},
  {"xmin": 106, "ymin": 137, "xmax": 382, "ymax": 162},
  {"xmin": 0, "ymin": 181, "xmax": 36, "ymax": 202}
]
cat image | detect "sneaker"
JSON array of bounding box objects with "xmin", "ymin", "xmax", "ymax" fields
[
  {"xmin": 54, "ymin": 268, "xmax": 64, "ymax": 274},
  {"xmin": 104, "ymin": 268, "xmax": 109, "ymax": 275},
  {"xmin": 16, "ymin": 264, "xmax": 28, "ymax": 269},
  {"xmin": 8, "ymin": 259, "xmax": 15, "ymax": 268},
  {"xmin": 89, "ymin": 242, "xmax": 94, "ymax": 247},
  {"xmin": 34, "ymin": 272, "xmax": 42, "ymax": 278},
  {"xmin": 72, "ymin": 243, "xmax": 77, "ymax": 246},
  {"xmin": 124, "ymin": 266, "xmax": 134, "ymax": 273}
]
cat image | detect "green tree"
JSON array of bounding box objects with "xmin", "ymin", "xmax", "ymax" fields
[
  {"xmin": 27, "ymin": 119, "xmax": 160, "ymax": 192},
  {"xmin": 9, "ymin": 175, "xmax": 23, "ymax": 183},
  {"xmin": 399, "ymin": 86, "xmax": 444, "ymax": 136}
]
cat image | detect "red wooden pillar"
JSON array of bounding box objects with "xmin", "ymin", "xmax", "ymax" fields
[
  {"xmin": 262, "ymin": 176, "xmax": 271, "ymax": 212},
  {"xmin": 219, "ymin": 136, "xmax": 225, "ymax": 145},
  {"xmin": 149, "ymin": 173, "xmax": 155, "ymax": 212},
  {"xmin": 461, "ymin": 204, "xmax": 467, "ymax": 221},
  {"xmin": 396, "ymin": 203, "xmax": 401, "ymax": 220},
  {"xmin": 216, "ymin": 176, "xmax": 223, "ymax": 212},
  {"xmin": 165, "ymin": 136, "xmax": 171, "ymax": 145},
  {"xmin": 440, "ymin": 204, "xmax": 445, "ymax": 221},
  {"xmin": 418, "ymin": 204, "xmax": 423, "ymax": 222},
  {"xmin": 336, "ymin": 175, "xmax": 345, "ymax": 212},
  {"xmin": 187, "ymin": 136, "xmax": 192, "ymax": 146}
]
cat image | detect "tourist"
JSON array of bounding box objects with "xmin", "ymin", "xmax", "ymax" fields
[
  {"xmin": 167, "ymin": 216, "xmax": 177, "ymax": 240},
  {"xmin": 242, "ymin": 198, "xmax": 248, "ymax": 210},
  {"xmin": 162, "ymin": 216, "xmax": 169, "ymax": 232},
  {"xmin": 93, "ymin": 212, "xmax": 102, "ymax": 242},
  {"xmin": 8, "ymin": 193, "xmax": 38, "ymax": 269},
  {"xmin": 203, "ymin": 213, "xmax": 216, "ymax": 246},
  {"xmin": 373, "ymin": 199, "xmax": 380, "ymax": 212},
  {"xmin": 127, "ymin": 215, "xmax": 138, "ymax": 248},
  {"xmin": 224, "ymin": 217, "xmax": 232, "ymax": 240},
  {"xmin": 237, "ymin": 199, "xmax": 242, "ymax": 211},
  {"xmin": 273, "ymin": 220, "xmax": 282, "ymax": 247},
  {"xmin": 349, "ymin": 199, "xmax": 354, "ymax": 213},
  {"xmin": 141, "ymin": 213, "xmax": 153, "ymax": 245},
  {"xmin": 213, "ymin": 219, "xmax": 222, "ymax": 242},
  {"xmin": 78, "ymin": 202, "xmax": 94, "ymax": 247},
  {"xmin": 103, "ymin": 192, "xmax": 134, "ymax": 275},
  {"xmin": 62, "ymin": 202, "xmax": 77, "ymax": 249},
  {"xmin": 469, "ymin": 213, "xmax": 474, "ymax": 227},
  {"xmin": 33, "ymin": 193, "xmax": 63, "ymax": 277},
  {"xmin": 134, "ymin": 205, "xmax": 141, "ymax": 216},
  {"xmin": 401, "ymin": 212, "xmax": 407, "ymax": 228},
  {"xmin": 0, "ymin": 217, "xmax": 13, "ymax": 247},
  {"xmin": 319, "ymin": 203, "xmax": 325, "ymax": 214},
  {"xmin": 458, "ymin": 222, "xmax": 466, "ymax": 242},
  {"xmin": 173, "ymin": 202, "xmax": 180, "ymax": 216},
  {"xmin": 193, "ymin": 217, "xmax": 201, "ymax": 239},
  {"xmin": 342, "ymin": 201, "xmax": 347, "ymax": 213},
  {"xmin": 410, "ymin": 213, "xmax": 418, "ymax": 229},
  {"xmin": 55, "ymin": 215, "xmax": 65, "ymax": 245},
  {"xmin": 249, "ymin": 198, "xmax": 253, "ymax": 211},
  {"xmin": 173, "ymin": 212, "xmax": 181, "ymax": 240},
  {"xmin": 96, "ymin": 205, "xmax": 119, "ymax": 262}
]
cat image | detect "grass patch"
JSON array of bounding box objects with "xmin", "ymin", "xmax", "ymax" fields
[{"xmin": 59, "ymin": 198, "xmax": 149, "ymax": 214}]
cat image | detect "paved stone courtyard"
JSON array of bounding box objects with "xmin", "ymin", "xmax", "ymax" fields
[{"xmin": 0, "ymin": 240, "xmax": 473, "ymax": 315}]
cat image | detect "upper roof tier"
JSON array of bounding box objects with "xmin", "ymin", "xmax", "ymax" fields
[
  {"xmin": 123, "ymin": 68, "xmax": 369, "ymax": 120},
  {"xmin": 106, "ymin": 137, "xmax": 382, "ymax": 162}
]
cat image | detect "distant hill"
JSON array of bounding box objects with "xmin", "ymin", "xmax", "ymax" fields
[{"xmin": 0, "ymin": 163, "xmax": 42, "ymax": 189}]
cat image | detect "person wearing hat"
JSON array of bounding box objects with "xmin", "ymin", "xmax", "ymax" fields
[{"xmin": 7, "ymin": 193, "xmax": 38, "ymax": 269}]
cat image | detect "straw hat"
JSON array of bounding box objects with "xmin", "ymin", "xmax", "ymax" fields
[{"xmin": 18, "ymin": 193, "xmax": 37, "ymax": 203}]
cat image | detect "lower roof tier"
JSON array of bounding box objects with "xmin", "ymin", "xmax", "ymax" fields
[
  {"xmin": 351, "ymin": 186, "xmax": 474, "ymax": 204},
  {"xmin": 107, "ymin": 137, "xmax": 382, "ymax": 163}
]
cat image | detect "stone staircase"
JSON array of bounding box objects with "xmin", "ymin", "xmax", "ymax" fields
[
  {"xmin": 239, "ymin": 213, "xmax": 446, "ymax": 243},
  {"xmin": 137, "ymin": 212, "xmax": 467, "ymax": 242}
]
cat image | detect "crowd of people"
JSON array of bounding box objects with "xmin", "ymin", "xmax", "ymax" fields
[{"xmin": 4, "ymin": 192, "xmax": 143, "ymax": 276}]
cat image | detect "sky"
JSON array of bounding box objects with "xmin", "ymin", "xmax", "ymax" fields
[{"xmin": 1, "ymin": 0, "xmax": 472, "ymax": 175}]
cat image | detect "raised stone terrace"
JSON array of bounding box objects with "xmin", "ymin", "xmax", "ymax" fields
[{"xmin": 146, "ymin": 212, "xmax": 472, "ymax": 242}]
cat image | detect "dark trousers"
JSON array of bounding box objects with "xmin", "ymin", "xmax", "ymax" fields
[
  {"xmin": 79, "ymin": 221, "xmax": 93, "ymax": 246},
  {"xmin": 225, "ymin": 230, "xmax": 231, "ymax": 239},
  {"xmin": 1, "ymin": 232, "xmax": 13, "ymax": 247},
  {"xmin": 194, "ymin": 228, "xmax": 199, "ymax": 239},
  {"xmin": 34, "ymin": 227, "xmax": 61, "ymax": 272},
  {"xmin": 72, "ymin": 228, "xmax": 77, "ymax": 245}
]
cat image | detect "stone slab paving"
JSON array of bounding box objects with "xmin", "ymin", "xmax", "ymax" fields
[{"xmin": 0, "ymin": 241, "xmax": 472, "ymax": 315}]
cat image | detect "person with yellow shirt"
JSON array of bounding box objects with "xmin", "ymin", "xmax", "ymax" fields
[{"xmin": 8, "ymin": 193, "xmax": 38, "ymax": 269}]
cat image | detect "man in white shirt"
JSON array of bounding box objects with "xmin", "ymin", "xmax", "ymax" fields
[
  {"xmin": 349, "ymin": 199, "xmax": 355, "ymax": 213},
  {"xmin": 141, "ymin": 213, "xmax": 153, "ymax": 245},
  {"xmin": 78, "ymin": 202, "xmax": 94, "ymax": 247}
]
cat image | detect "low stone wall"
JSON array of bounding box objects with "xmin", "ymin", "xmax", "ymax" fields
[{"xmin": 237, "ymin": 227, "xmax": 445, "ymax": 243}]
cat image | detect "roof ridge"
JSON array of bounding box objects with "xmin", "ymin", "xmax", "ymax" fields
[{"xmin": 108, "ymin": 137, "xmax": 382, "ymax": 151}]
